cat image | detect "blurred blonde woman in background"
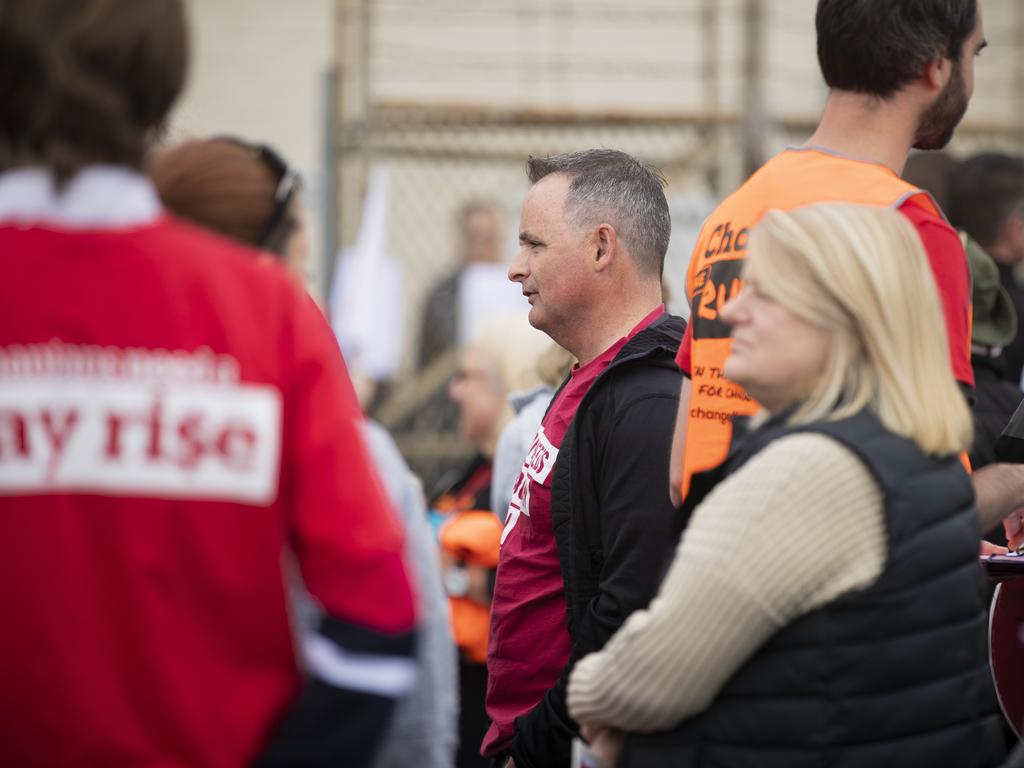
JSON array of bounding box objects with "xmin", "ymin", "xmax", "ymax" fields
[
  {"xmin": 568, "ymin": 203, "xmax": 1004, "ymax": 768},
  {"xmin": 437, "ymin": 312, "xmax": 551, "ymax": 768},
  {"xmin": 491, "ymin": 341, "xmax": 575, "ymax": 520}
]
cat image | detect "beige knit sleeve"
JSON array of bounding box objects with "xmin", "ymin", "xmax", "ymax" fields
[{"xmin": 567, "ymin": 432, "xmax": 885, "ymax": 733}]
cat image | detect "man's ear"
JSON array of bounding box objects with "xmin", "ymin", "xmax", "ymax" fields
[
  {"xmin": 922, "ymin": 56, "xmax": 951, "ymax": 93},
  {"xmin": 594, "ymin": 223, "xmax": 617, "ymax": 273}
]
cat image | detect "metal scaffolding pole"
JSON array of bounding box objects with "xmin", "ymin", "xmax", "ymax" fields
[
  {"xmin": 700, "ymin": 0, "xmax": 723, "ymax": 194},
  {"xmin": 1017, "ymin": 0, "xmax": 1024, "ymax": 128},
  {"xmin": 334, "ymin": 0, "xmax": 373, "ymax": 248},
  {"xmin": 741, "ymin": 0, "xmax": 767, "ymax": 178}
]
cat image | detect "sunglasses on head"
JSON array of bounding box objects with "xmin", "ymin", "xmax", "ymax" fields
[{"xmin": 213, "ymin": 136, "xmax": 302, "ymax": 248}]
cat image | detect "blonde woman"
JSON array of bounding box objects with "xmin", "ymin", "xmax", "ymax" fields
[
  {"xmin": 439, "ymin": 312, "xmax": 551, "ymax": 768},
  {"xmin": 567, "ymin": 203, "xmax": 1004, "ymax": 768}
]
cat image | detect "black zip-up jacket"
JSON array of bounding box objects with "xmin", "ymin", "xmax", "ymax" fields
[{"xmin": 504, "ymin": 312, "xmax": 689, "ymax": 768}]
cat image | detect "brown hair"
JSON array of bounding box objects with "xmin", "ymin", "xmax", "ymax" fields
[
  {"xmin": 0, "ymin": 0, "xmax": 188, "ymax": 180},
  {"xmin": 149, "ymin": 138, "xmax": 297, "ymax": 257}
]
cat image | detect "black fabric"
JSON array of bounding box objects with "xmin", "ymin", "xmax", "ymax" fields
[
  {"xmin": 418, "ymin": 270, "xmax": 459, "ymax": 370},
  {"xmin": 971, "ymin": 356, "xmax": 1023, "ymax": 544},
  {"xmin": 972, "ymin": 355, "xmax": 1024, "ymax": 470},
  {"xmin": 317, "ymin": 614, "xmax": 417, "ymax": 658},
  {"xmin": 620, "ymin": 409, "xmax": 1005, "ymax": 768},
  {"xmin": 431, "ymin": 453, "xmax": 494, "ymax": 512},
  {"xmin": 256, "ymin": 615, "xmax": 416, "ymax": 768},
  {"xmin": 457, "ymin": 658, "xmax": 491, "ymax": 768},
  {"xmin": 998, "ymin": 262, "xmax": 1024, "ymax": 386},
  {"xmin": 255, "ymin": 678, "xmax": 396, "ymax": 768},
  {"xmin": 506, "ymin": 313, "xmax": 688, "ymax": 768}
]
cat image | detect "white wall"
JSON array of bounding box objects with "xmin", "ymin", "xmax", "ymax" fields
[
  {"xmin": 168, "ymin": 0, "xmax": 335, "ymax": 296},
  {"xmin": 368, "ymin": 0, "xmax": 1021, "ymax": 128}
]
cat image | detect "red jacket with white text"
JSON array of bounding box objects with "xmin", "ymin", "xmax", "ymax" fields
[{"xmin": 0, "ymin": 167, "xmax": 417, "ymax": 768}]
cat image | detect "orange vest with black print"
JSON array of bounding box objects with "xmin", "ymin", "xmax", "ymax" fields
[{"xmin": 681, "ymin": 147, "xmax": 954, "ymax": 500}]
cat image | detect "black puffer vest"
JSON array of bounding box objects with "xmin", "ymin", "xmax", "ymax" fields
[{"xmin": 621, "ymin": 409, "xmax": 1005, "ymax": 768}]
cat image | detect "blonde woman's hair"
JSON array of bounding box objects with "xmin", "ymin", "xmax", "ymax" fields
[
  {"xmin": 745, "ymin": 203, "xmax": 972, "ymax": 457},
  {"xmin": 470, "ymin": 313, "xmax": 552, "ymax": 395},
  {"xmin": 462, "ymin": 313, "xmax": 554, "ymax": 456},
  {"xmin": 536, "ymin": 344, "xmax": 576, "ymax": 388}
]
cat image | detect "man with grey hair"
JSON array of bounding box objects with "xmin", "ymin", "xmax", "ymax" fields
[{"xmin": 483, "ymin": 149, "xmax": 687, "ymax": 768}]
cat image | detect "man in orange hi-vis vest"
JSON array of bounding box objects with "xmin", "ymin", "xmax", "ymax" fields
[{"xmin": 670, "ymin": 0, "xmax": 1024, "ymax": 539}]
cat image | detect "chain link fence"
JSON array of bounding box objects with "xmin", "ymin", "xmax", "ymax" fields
[
  {"xmin": 337, "ymin": 108, "xmax": 731, "ymax": 490},
  {"xmin": 339, "ymin": 109, "xmax": 1024, "ymax": 492}
]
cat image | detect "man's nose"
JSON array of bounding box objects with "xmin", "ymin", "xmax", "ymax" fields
[{"xmin": 508, "ymin": 250, "xmax": 528, "ymax": 283}]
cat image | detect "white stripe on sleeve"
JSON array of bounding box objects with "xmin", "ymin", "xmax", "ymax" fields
[{"xmin": 301, "ymin": 633, "xmax": 418, "ymax": 698}]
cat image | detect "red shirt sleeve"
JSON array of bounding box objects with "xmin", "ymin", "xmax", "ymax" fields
[
  {"xmin": 282, "ymin": 289, "xmax": 416, "ymax": 634},
  {"xmin": 675, "ymin": 319, "xmax": 692, "ymax": 375},
  {"xmin": 898, "ymin": 201, "xmax": 974, "ymax": 389}
]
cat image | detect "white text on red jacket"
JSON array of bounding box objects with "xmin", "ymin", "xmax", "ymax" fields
[{"xmin": 0, "ymin": 341, "xmax": 281, "ymax": 504}]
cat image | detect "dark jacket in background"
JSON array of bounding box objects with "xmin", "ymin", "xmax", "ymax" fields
[
  {"xmin": 419, "ymin": 270, "xmax": 460, "ymax": 370},
  {"xmin": 970, "ymin": 354, "xmax": 1024, "ymax": 471},
  {"xmin": 506, "ymin": 313, "xmax": 689, "ymax": 768},
  {"xmin": 970, "ymin": 355, "xmax": 1023, "ymax": 543},
  {"xmin": 998, "ymin": 262, "xmax": 1024, "ymax": 386}
]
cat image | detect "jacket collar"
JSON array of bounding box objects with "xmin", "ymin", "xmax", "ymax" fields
[
  {"xmin": 544, "ymin": 313, "xmax": 686, "ymax": 427},
  {"xmin": 0, "ymin": 165, "xmax": 162, "ymax": 230},
  {"xmin": 608, "ymin": 313, "xmax": 686, "ymax": 369}
]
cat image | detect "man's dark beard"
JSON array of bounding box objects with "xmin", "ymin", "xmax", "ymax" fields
[{"xmin": 913, "ymin": 64, "xmax": 969, "ymax": 150}]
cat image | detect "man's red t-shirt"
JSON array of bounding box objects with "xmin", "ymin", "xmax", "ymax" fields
[
  {"xmin": 483, "ymin": 307, "xmax": 664, "ymax": 756},
  {"xmin": 676, "ymin": 199, "xmax": 973, "ymax": 387}
]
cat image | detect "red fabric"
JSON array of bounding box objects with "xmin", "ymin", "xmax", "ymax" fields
[
  {"xmin": 989, "ymin": 578, "xmax": 1024, "ymax": 739},
  {"xmin": 0, "ymin": 216, "xmax": 414, "ymax": 767},
  {"xmin": 897, "ymin": 201, "xmax": 974, "ymax": 388},
  {"xmin": 483, "ymin": 307, "xmax": 664, "ymax": 756},
  {"xmin": 675, "ymin": 320, "xmax": 693, "ymax": 375}
]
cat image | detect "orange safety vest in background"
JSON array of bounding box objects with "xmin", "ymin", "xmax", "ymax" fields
[
  {"xmin": 680, "ymin": 147, "xmax": 965, "ymax": 500},
  {"xmin": 438, "ymin": 510, "xmax": 502, "ymax": 663}
]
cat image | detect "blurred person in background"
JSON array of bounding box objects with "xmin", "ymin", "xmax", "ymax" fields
[
  {"xmin": 419, "ymin": 201, "xmax": 506, "ymax": 370},
  {"xmin": 569, "ymin": 203, "xmax": 1004, "ymax": 768},
  {"xmin": 434, "ymin": 312, "xmax": 549, "ymax": 768},
  {"xmin": 490, "ymin": 343, "xmax": 576, "ymax": 519},
  {"xmin": 151, "ymin": 135, "xmax": 459, "ymax": 768},
  {"xmin": 399, "ymin": 199, "xmax": 521, "ymax": 497},
  {"xmin": 950, "ymin": 153, "xmax": 1024, "ymax": 385},
  {"xmin": 963, "ymin": 238, "xmax": 1022, "ymax": 541},
  {"xmin": 437, "ymin": 512, "xmax": 500, "ymax": 768},
  {"xmin": 486, "ymin": 150, "xmax": 687, "ymax": 768},
  {"xmin": 436, "ymin": 312, "xmax": 552, "ymax": 516},
  {"xmin": 0, "ymin": 2, "xmax": 418, "ymax": 766},
  {"xmin": 903, "ymin": 152, "xmax": 1024, "ymax": 478},
  {"xmin": 150, "ymin": 137, "xmax": 311, "ymax": 286}
]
